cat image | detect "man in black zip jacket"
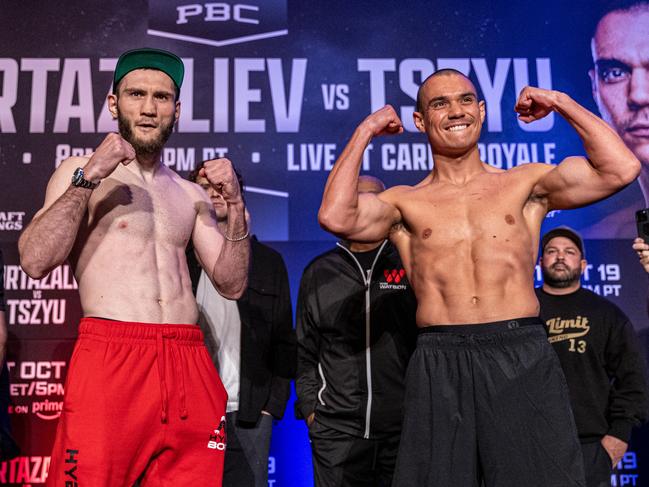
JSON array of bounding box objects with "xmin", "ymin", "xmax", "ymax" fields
[
  {"xmin": 296, "ymin": 176, "xmax": 417, "ymax": 487},
  {"xmin": 187, "ymin": 163, "xmax": 296, "ymax": 487},
  {"xmin": 536, "ymin": 227, "xmax": 649, "ymax": 487}
]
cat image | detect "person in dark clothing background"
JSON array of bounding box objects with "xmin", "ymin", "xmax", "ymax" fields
[
  {"xmin": 295, "ymin": 176, "xmax": 417, "ymax": 487},
  {"xmin": 187, "ymin": 163, "xmax": 296, "ymax": 487},
  {"xmin": 536, "ymin": 227, "xmax": 649, "ymax": 487},
  {"xmin": 0, "ymin": 249, "xmax": 19, "ymax": 459}
]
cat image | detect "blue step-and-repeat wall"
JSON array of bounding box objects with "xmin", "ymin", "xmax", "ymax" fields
[{"xmin": 1, "ymin": 0, "xmax": 648, "ymax": 485}]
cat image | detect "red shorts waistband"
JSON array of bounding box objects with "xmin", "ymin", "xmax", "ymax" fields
[{"xmin": 79, "ymin": 317, "xmax": 204, "ymax": 343}]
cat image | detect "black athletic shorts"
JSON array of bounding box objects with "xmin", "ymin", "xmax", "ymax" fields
[{"xmin": 392, "ymin": 317, "xmax": 585, "ymax": 487}]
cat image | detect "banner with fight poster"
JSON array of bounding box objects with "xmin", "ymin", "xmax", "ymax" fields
[{"xmin": 0, "ymin": 0, "xmax": 648, "ymax": 485}]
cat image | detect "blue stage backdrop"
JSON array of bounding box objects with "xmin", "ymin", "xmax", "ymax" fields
[{"xmin": 0, "ymin": 1, "xmax": 648, "ymax": 485}]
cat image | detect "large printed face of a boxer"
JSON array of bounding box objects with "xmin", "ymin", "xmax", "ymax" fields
[
  {"xmin": 413, "ymin": 72, "xmax": 485, "ymax": 157},
  {"xmin": 109, "ymin": 69, "xmax": 180, "ymax": 157},
  {"xmin": 540, "ymin": 237, "xmax": 586, "ymax": 289},
  {"xmin": 590, "ymin": 8, "xmax": 649, "ymax": 167}
]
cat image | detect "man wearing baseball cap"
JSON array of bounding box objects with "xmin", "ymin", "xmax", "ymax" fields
[
  {"xmin": 536, "ymin": 227, "xmax": 648, "ymax": 487},
  {"xmin": 19, "ymin": 47, "xmax": 249, "ymax": 485}
]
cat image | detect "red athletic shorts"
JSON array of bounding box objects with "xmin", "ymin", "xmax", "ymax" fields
[{"xmin": 46, "ymin": 317, "xmax": 228, "ymax": 486}]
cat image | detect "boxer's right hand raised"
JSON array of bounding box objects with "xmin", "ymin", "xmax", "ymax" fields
[
  {"xmin": 361, "ymin": 105, "xmax": 404, "ymax": 137},
  {"xmin": 83, "ymin": 133, "xmax": 135, "ymax": 182}
]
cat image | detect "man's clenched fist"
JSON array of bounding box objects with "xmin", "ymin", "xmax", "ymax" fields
[
  {"xmin": 84, "ymin": 133, "xmax": 136, "ymax": 182},
  {"xmin": 200, "ymin": 158, "xmax": 243, "ymax": 204}
]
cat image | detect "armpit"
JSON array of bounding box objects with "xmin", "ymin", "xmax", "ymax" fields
[{"xmin": 389, "ymin": 221, "xmax": 411, "ymax": 236}]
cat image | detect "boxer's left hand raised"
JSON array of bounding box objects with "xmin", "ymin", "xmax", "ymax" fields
[
  {"xmin": 515, "ymin": 86, "xmax": 560, "ymax": 123},
  {"xmin": 199, "ymin": 158, "xmax": 243, "ymax": 205},
  {"xmin": 361, "ymin": 105, "xmax": 404, "ymax": 137}
]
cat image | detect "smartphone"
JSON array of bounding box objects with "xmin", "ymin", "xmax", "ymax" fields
[{"xmin": 636, "ymin": 209, "xmax": 649, "ymax": 244}]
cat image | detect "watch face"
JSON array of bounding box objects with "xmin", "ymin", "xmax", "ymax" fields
[{"xmin": 72, "ymin": 168, "xmax": 83, "ymax": 185}]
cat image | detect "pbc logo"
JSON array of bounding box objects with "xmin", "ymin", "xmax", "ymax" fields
[
  {"xmin": 207, "ymin": 416, "xmax": 227, "ymax": 451},
  {"xmin": 148, "ymin": 0, "xmax": 288, "ymax": 47},
  {"xmin": 384, "ymin": 269, "xmax": 405, "ymax": 284}
]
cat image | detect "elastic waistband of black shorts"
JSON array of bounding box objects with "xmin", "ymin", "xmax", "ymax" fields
[{"xmin": 418, "ymin": 317, "xmax": 544, "ymax": 335}]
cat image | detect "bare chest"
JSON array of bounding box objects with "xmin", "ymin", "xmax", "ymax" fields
[
  {"xmin": 401, "ymin": 177, "xmax": 532, "ymax": 250},
  {"xmin": 85, "ymin": 177, "xmax": 196, "ymax": 248}
]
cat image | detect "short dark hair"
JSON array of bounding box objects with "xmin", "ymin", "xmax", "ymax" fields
[
  {"xmin": 188, "ymin": 161, "xmax": 245, "ymax": 203},
  {"xmin": 415, "ymin": 69, "xmax": 474, "ymax": 113},
  {"xmin": 592, "ymin": 0, "xmax": 649, "ymax": 39}
]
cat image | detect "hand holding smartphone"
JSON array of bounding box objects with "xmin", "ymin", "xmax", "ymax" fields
[{"xmin": 636, "ymin": 209, "xmax": 649, "ymax": 244}]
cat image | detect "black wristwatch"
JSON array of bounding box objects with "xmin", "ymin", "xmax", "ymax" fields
[{"xmin": 71, "ymin": 167, "xmax": 99, "ymax": 189}]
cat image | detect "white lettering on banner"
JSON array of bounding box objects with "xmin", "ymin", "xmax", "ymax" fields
[
  {"xmin": 21, "ymin": 58, "xmax": 60, "ymax": 133},
  {"xmin": 0, "ymin": 456, "xmax": 50, "ymax": 484},
  {"xmin": 358, "ymin": 58, "xmax": 395, "ymax": 112},
  {"xmin": 0, "ymin": 58, "xmax": 18, "ymax": 133},
  {"xmin": 582, "ymin": 284, "xmax": 622, "ymax": 297},
  {"xmin": 7, "ymin": 361, "xmax": 66, "ymax": 380},
  {"xmin": 286, "ymin": 143, "xmax": 338, "ymax": 171},
  {"xmin": 6, "ymin": 362, "xmax": 66, "ymax": 419},
  {"xmin": 32, "ymin": 399, "xmax": 64, "ymax": 420},
  {"xmin": 231, "ymin": 58, "xmax": 307, "ymax": 133},
  {"xmin": 203, "ymin": 147, "xmax": 229, "ymax": 160},
  {"xmin": 472, "ymin": 58, "xmax": 511, "ymax": 133},
  {"xmin": 381, "ymin": 143, "xmax": 433, "ymax": 171},
  {"xmin": 3, "ymin": 264, "xmax": 78, "ymax": 290},
  {"xmin": 1, "ymin": 56, "xmax": 555, "ymax": 135},
  {"xmin": 321, "ymin": 84, "xmax": 350, "ymax": 110},
  {"xmin": 6, "ymin": 299, "xmax": 67, "ymax": 325},
  {"xmin": 611, "ymin": 452, "xmax": 640, "ymax": 486},
  {"xmin": 358, "ymin": 57, "xmax": 554, "ymax": 133},
  {"xmin": 535, "ymin": 262, "xmax": 623, "ymax": 297},
  {"xmin": 581, "ymin": 263, "xmax": 622, "ymax": 282},
  {"xmin": 179, "ymin": 58, "xmax": 210, "ymax": 133},
  {"xmin": 9, "ymin": 382, "xmax": 65, "ymax": 397},
  {"xmin": 0, "ymin": 212, "xmax": 25, "ymax": 231},
  {"xmin": 176, "ymin": 3, "xmax": 260, "ymax": 25},
  {"xmin": 267, "ymin": 58, "xmax": 307, "ymax": 132},
  {"xmin": 53, "ymin": 58, "xmax": 95, "ymax": 133},
  {"xmin": 286, "ymin": 142, "xmax": 555, "ymax": 172},
  {"xmin": 398, "ymin": 58, "xmax": 434, "ymax": 131},
  {"xmin": 513, "ymin": 58, "xmax": 554, "ymax": 132},
  {"xmin": 162, "ymin": 147, "xmax": 196, "ymax": 170},
  {"xmin": 55, "ymin": 144, "xmax": 93, "ymax": 168},
  {"xmin": 97, "ymin": 57, "xmax": 118, "ymax": 132},
  {"xmin": 478, "ymin": 143, "xmax": 556, "ymax": 168}
]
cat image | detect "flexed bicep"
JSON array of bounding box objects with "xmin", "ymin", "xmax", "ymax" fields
[{"xmin": 534, "ymin": 156, "xmax": 634, "ymax": 210}]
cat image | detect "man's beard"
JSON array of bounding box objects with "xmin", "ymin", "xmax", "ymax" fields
[
  {"xmin": 541, "ymin": 263, "xmax": 581, "ymax": 289},
  {"xmin": 117, "ymin": 110, "xmax": 174, "ymax": 157}
]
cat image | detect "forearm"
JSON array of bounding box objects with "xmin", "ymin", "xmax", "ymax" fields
[
  {"xmin": 554, "ymin": 92, "xmax": 640, "ymax": 183},
  {"xmin": 18, "ymin": 186, "xmax": 91, "ymax": 278},
  {"xmin": 210, "ymin": 202, "xmax": 249, "ymax": 299},
  {"xmin": 319, "ymin": 124, "xmax": 373, "ymax": 232}
]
